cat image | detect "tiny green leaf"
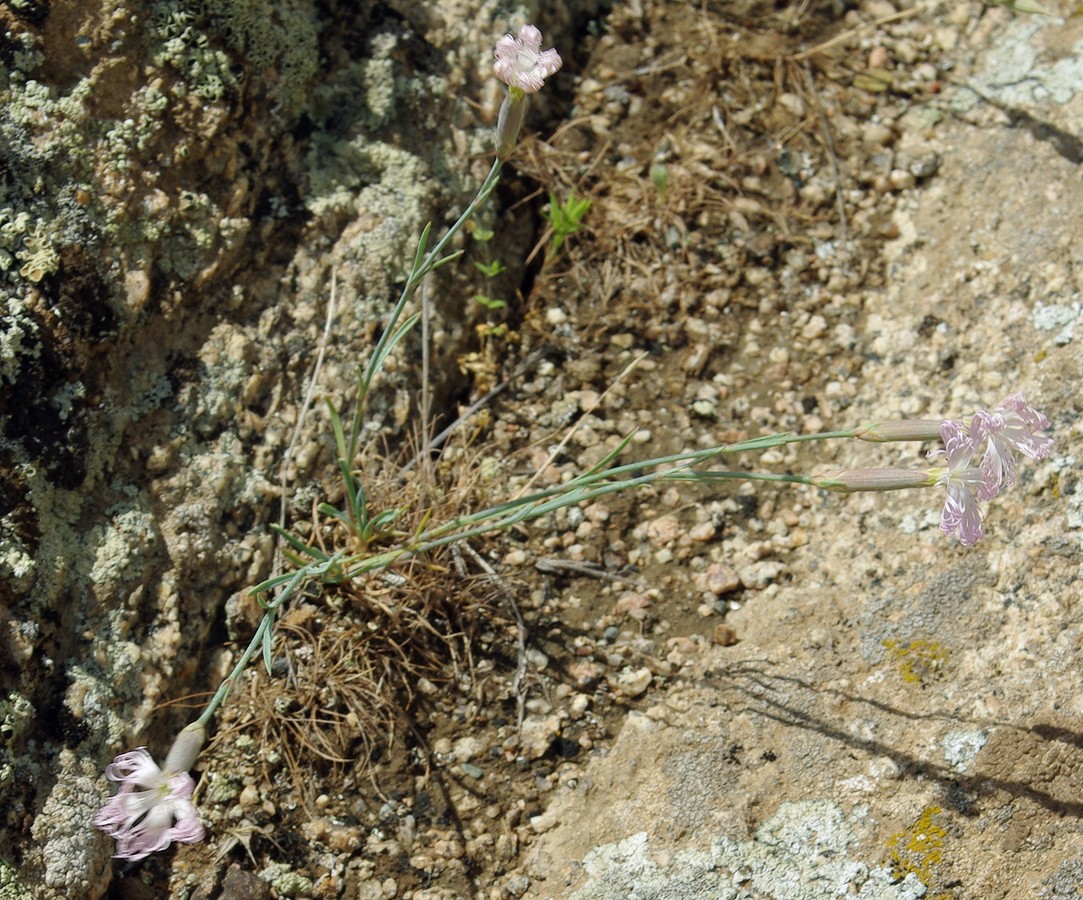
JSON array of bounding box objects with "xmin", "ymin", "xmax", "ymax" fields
[
  {"xmin": 474, "ymin": 294, "xmax": 508, "ymax": 310},
  {"xmin": 544, "ymin": 191, "xmax": 592, "ymax": 258},
  {"xmin": 474, "ymin": 259, "xmax": 507, "ymax": 277},
  {"xmin": 468, "ymin": 222, "xmax": 495, "ymax": 241}
]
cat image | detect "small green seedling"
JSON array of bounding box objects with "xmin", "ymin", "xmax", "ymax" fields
[
  {"xmin": 479, "ymin": 322, "xmax": 508, "ymax": 338},
  {"xmin": 466, "ymin": 221, "xmax": 495, "ymax": 242},
  {"xmin": 649, "ymin": 163, "xmax": 669, "ymax": 203},
  {"xmin": 474, "ymin": 259, "xmax": 506, "ymax": 277},
  {"xmin": 544, "ymin": 190, "xmax": 591, "ymax": 259}
]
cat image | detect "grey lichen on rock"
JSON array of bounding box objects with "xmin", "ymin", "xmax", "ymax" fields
[
  {"xmin": 1, "ymin": 2, "xmax": 327, "ymax": 892},
  {"xmin": 30, "ymin": 750, "xmax": 111, "ymax": 898},
  {"xmin": 0, "ymin": 691, "xmax": 35, "ymax": 795},
  {"xmin": 305, "ymin": 137, "xmax": 435, "ymax": 296},
  {"xmin": 0, "ymin": 861, "xmax": 36, "ymax": 900},
  {"xmin": 567, "ymin": 802, "xmax": 929, "ymax": 900},
  {"xmin": 147, "ymin": 0, "xmax": 319, "ymax": 114}
]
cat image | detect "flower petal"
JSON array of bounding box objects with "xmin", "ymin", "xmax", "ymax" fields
[
  {"xmin": 493, "ymin": 24, "xmax": 562, "ymax": 93},
  {"xmin": 95, "ymin": 744, "xmax": 206, "ymax": 860}
]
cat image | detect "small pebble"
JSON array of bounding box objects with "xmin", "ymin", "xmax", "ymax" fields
[
  {"xmin": 688, "ymin": 521, "xmax": 716, "ymax": 542},
  {"xmin": 453, "ymin": 736, "xmax": 485, "ymax": 763},
  {"xmin": 644, "ymin": 514, "xmax": 681, "ymax": 547},
  {"xmin": 713, "ymin": 624, "xmax": 739, "ymax": 647},
  {"xmin": 615, "ymin": 591, "xmax": 651, "ymax": 614},
  {"xmin": 519, "ymin": 715, "xmax": 561, "ymax": 759},
  {"xmin": 867, "ymin": 46, "xmax": 890, "ymax": 69},
  {"xmin": 613, "ymin": 667, "xmax": 653, "ymax": 698},
  {"xmin": 889, "ymin": 169, "xmax": 915, "ymax": 191},
  {"xmin": 704, "ymin": 562, "xmax": 740, "ymax": 595},
  {"xmin": 910, "ymin": 152, "xmax": 941, "ymax": 179},
  {"xmin": 529, "ymin": 809, "xmax": 560, "ymax": 834}
]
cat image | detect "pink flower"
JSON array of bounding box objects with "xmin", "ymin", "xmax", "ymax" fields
[
  {"xmin": 94, "ymin": 724, "xmax": 205, "ymax": 861},
  {"xmin": 971, "ymin": 393, "xmax": 1053, "ymax": 500},
  {"xmin": 927, "ymin": 421, "xmax": 997, "ymax": 546},
  {"xmin": 494, "ymin": 25, "xmax": 562, "ymax": 94}
]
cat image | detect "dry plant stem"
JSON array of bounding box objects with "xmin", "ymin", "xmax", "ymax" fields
[
  {"xmin": 273, "ymin": 274, "xmax": 337, "ymax": 576},
  {"xmin": 800, "ymin": 56, "xmax": 848, "ymax": 244},
  {"xmin": 327, "ymin": 159, "xmax": 506, "ymax": 539},
  {"xmin": 790, "ymin": 8, "xmax": 919, "ymax": 60},
  {"xmin": 534, "ymin": 557, "xmax": 646, "ymax": 587},
  {"xmin": 459, "ymin": 542, "xmax": 528, "ymax": 733},
  {"xmin": 207, "ymin": 275, "xmax": 336, "ymax": 730},
  {"xmin": 514, "ymin": 350, "xmax": 648, "ymax": 500},
  {"xmin": 401, "ymin": 347, "xmax": 549, "ymax": 473}
]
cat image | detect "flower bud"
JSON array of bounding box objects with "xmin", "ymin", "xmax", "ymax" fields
[
  {"xmin": 853, "ymin": 419, "xmax": 944, "ymax": 442},
  {"xmin": 815, "ymin": 468, "xmax": 934, "ymax": 493},
  {"xmin": 163, "ymin": 722, "xmax": 206, "ymax": 775},
  {"xmin": 496, "ymin": 92, "xmax": 527, "ymax": 157}
]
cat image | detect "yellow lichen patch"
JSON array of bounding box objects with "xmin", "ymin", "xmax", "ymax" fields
[
  {"xmin": 881, "ymin": 638, "xmax": 949, "ymax": 684},
  {"xmin": 886, "ymin": 805, "xmax": 951, "ymax": 896}
]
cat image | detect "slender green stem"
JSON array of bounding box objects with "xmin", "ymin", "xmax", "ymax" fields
[
  {"xmin": 397, "ymin": 429, "xmax": 859, "ymax": 547},
  {"xmin": 345, "ymin": 158, "xmax": 505, "ymax": 466},
  {"xmin": 333, "ymin": 450, "xmax": 866, "ymax": 584},
  {"xmin": 195, "ymin": 611, "xmax": 272, "ymax": 729},
  {"xmin": 196, "ymin": 163, "xmax": 509, "ymax": 735},
  {"xmin": 402, "ymin": 470, "xmax": 815, "ymax": 554},
  {"xmin": 198, "ymin": 550, "xmax": 344, "ymax": 727}
]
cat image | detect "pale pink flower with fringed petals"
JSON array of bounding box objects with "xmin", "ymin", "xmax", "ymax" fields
[
  {"xmin": 494, "ymin": 25, "xmax": 562, "ymax": 94},
  {"xmin": 93, "ymin": 724, "xmax": 205, "ymax": 861},
  {"xmin": 928, "ymin": 420, "xmax": 997, "ymax": 546},
  {"xmin": 971, "ymin": 393, "xmax": 1053, "ymax": 500}
]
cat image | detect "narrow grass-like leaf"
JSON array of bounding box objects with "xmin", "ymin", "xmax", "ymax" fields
[
  {"xmin": 261, "ymin": 608, "xmax": 276, "ymax": 675},
  {"xmin": 579, "ymin": 431, "xmax": 636, "ymax": 479},
  {"xmin": 251, "ymin": 571, "xmax": 298, "ymax": 598},
  {"xmin": 426, "ymin": 249, "xmax": 465, "ymax": 273},
  {"xmin": 360, "ymin": 312, "xmax": 421, "ymax": 401},
  {"xmin": 317, "ymin": 502, "xmax": 355, "ymax": 530},
  {"xmin": 326, "ymin": 398, "xmax": 348, "ymax": 465},
  {"xmin": 336, "ymin": 459, "xmax": 363, "ymax": 529},
  {"xmin": 412, "ymin": 222, "xmax": 432, "ymax": 274},
  {"xmin": 367, "ymin": 508, "xmax": 402, "ymax": 532},
  {"xmin": 353, "ymin": 480, "xmax": 369, "ymax": 530},
  {"xmin": 271, "ymin": 523, "xmax": 328, "ymax": 561}
]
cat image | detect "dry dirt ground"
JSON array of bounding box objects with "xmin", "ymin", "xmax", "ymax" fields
[{"xmin": 4, "ymin": 1, "xmax": 1082, "ymax": 899}]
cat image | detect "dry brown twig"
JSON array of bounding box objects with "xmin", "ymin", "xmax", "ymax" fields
[
  {"xmin": 790, "ymin": 8, "xmax": 920, "ymax": 61},
  {"xmin": 798, "ymin": 56, "xmax": 849, "ymax": 244},
  {"xmin": 456, "ymin": 542, "xmax": 528, "ymax": 734},
  {"xmin": 514, "ymin": 349, "xmax": 649, "ymax": 499}
]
